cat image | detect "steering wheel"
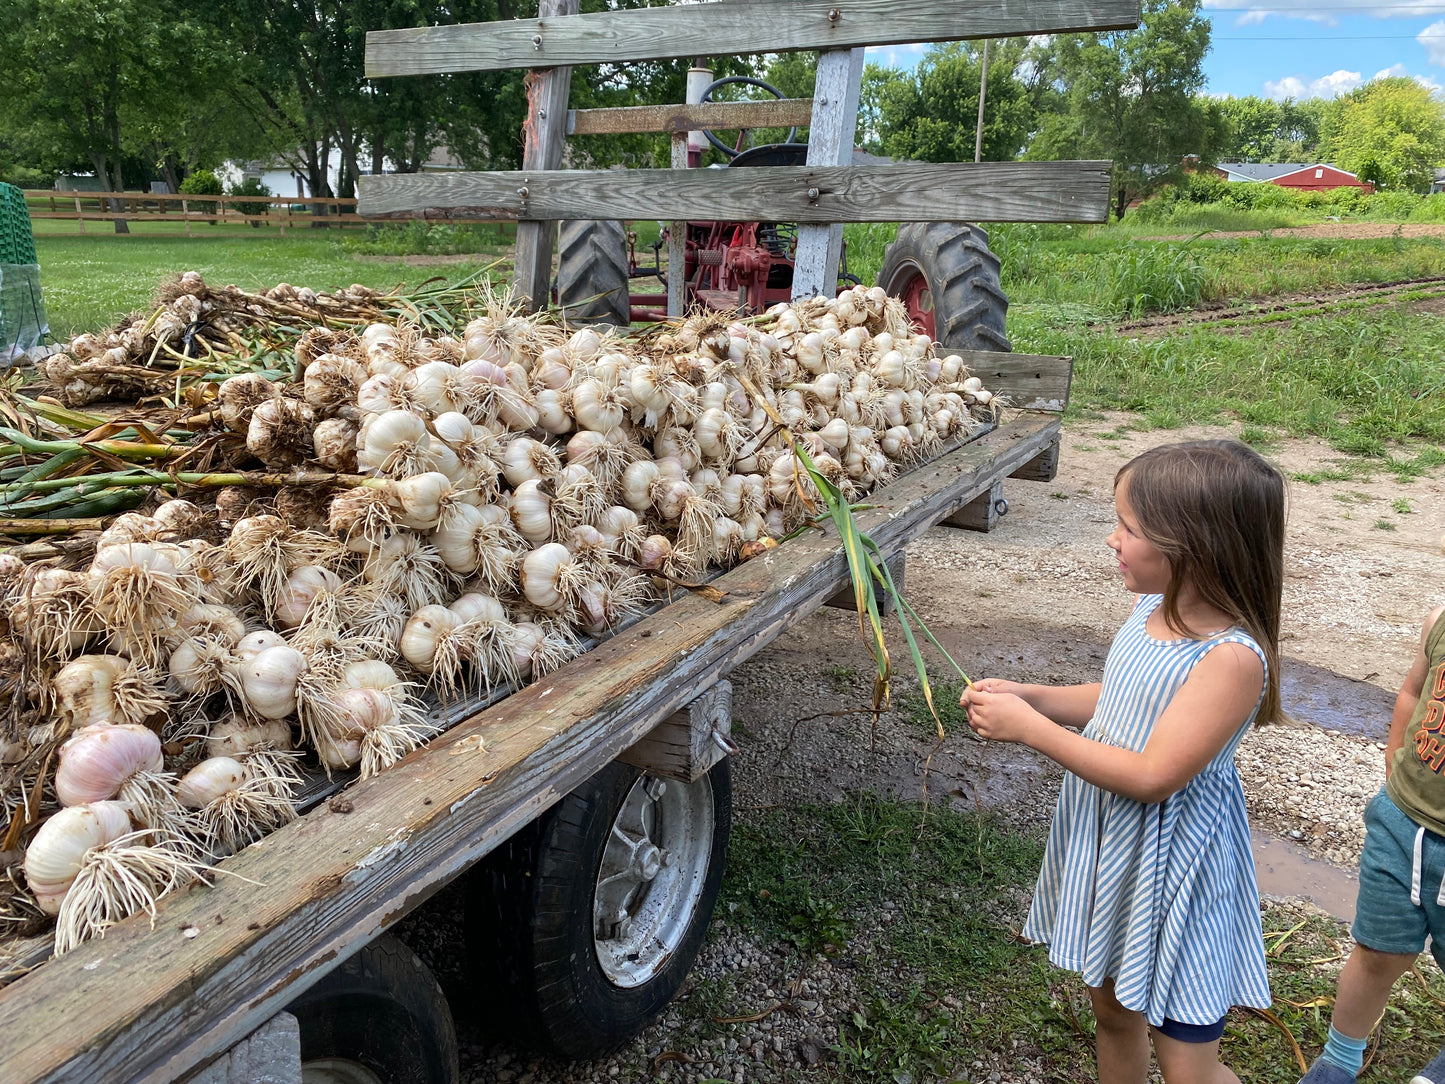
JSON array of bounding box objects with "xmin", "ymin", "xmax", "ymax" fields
[{"xmin": 699, "ymin": 76, "xmax": 799, "ymax": 159}]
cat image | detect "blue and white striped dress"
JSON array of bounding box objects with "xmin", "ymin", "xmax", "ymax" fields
[{"xmin": 1021, "ymin": 594, "xmax": 1271, "ymax": 1026}]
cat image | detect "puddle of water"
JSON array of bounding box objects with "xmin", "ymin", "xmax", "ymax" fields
[
  {"xmin": 1281, "ymin": 660, "xmax": 1393, "ymax": 741},
  {"xmin": 1252, "ymin": 830, "xmax": 1358, "ymax": 922}
]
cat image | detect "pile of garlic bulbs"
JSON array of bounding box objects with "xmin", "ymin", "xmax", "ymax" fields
[{"xmin": 0, "ymin": 280, "xmax": 998, "ymax": 954}]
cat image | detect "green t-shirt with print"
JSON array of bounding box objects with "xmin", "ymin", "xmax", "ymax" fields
[{"xmin": 1387, "ymin": 612, "xmax": 1445, "ymax": 838}]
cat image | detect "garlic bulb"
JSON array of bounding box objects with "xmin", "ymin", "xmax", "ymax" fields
[
  {"xmin": 273, "ymin": 565, "xmax": 345, "ymax": 630},
  {"xmin": 358, "ymin": 410, "xmax": 432, "ymax": 477},
  {"xmin": 55, "ymin": 724, "xmax": 164, "ymax": 807},
  {"xmin": 178, "ymin": 756, "xmax": 297, "ymax": 856},
  {"xmin": 216, "ymin": 374, "xmax": 278, "ymax": 433},
  {"xmin": 87, "ymin": 542, "xmax": 190, "ymax": 663},
  {"xmin": 54, "ymin": 654, "xmax": 166, "ymax": 729},
  {"xmin": 206, "ymin": 715, "xmax": 293, "ymax": 758},
  {"xmin": 247, "ymin": 397, "xmax": 316, "ymax": 469},
  {"xmin": 520, "ymin": 543, "xmax": 583, "ymax": 612},
  {"xmin": 238, "ymin": 644, "xmax": 307, "ymax": 719},
  {"xmin": 23, "ymin": 800, "xmax": 134, "ymax": 915},
  {"xmin": 313, "ymin": 417, "xmax": 360, "ymax": 472},
  {"xmin": 399, "ymin": 604, "xmax": 462, "ymax": 673},
  {"xmin": 303, "ymin": 353, "xmax": 367, "ymax": 414}
]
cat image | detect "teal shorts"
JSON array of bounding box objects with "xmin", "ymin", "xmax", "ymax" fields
[{"xmin": 1353, "ymin": 788, "xmax": 1445, "ymax": 969}]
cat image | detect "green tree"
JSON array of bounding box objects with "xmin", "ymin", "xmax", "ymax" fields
[
  {"xmin": 1217, "ymin": 96, "xmax": 1280, "ymax": 162},
  {"xmin": 0, "ymin": 0, "xmax": 212, "ymax": 231},
  {"xmin": 1026, "ymin": 0, "xmax": 1223, "ymax": 219},
  {"xmin": 1323, "ymin": 77, "xmax": 1445, "ymax": 190},
  {"xmin": 870, "ymin": 40, "xmax": 1037, "ymax": 163}
]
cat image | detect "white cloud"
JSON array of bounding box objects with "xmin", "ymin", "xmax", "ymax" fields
[
  {"xmin": 1206, "ymin": 0, "xmax": 1445, "ymax": 26},
  {"xmin": 1263, "ymin": 70, "xmax": 1362, "ymax": 99},
  {"xmin": 1422, "ymin": 20, "xmax": 1445, "ymax": 66},
  {"xmin": 1262, "ymin": 64, "xmax": 1443, "ymax": 100}
]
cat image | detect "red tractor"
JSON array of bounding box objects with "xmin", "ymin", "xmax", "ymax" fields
[{"xmin": 552, "ymin": 75, "xmax": 1010, "ymax": 353}]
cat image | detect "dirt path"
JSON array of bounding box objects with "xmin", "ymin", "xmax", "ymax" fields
[
  {"xmin": 1111, "ymin": 278, "xmax": 1445, "ymax": 337},
  {"xmin": 1143, "ymin": 221, "xmax": 1445, "ymax": 242}
]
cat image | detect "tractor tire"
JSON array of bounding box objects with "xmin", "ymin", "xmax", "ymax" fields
[
  {"xmin": 289, "ymin": 935, "xmax": 459, "ymax": 1084},
  {"xmin": 556, "ymin": 220, "xmax": 631, "ymax": 327},
  {"xmin": 463, "ymin": 759, "xmax": 732, "ymax": 1059},
  {"xmin": 877, "ymin": 222, "xmax": 1011, "ymax": 351}
]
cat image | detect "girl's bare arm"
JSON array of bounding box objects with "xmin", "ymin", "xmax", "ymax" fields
[
  {"xmin": 965, "ymin": 643, "xmax": 1263, "ymax": 804},
  {"xmin": 970, "ymin": 679, "xmax": 1102, "ymax": 729}
]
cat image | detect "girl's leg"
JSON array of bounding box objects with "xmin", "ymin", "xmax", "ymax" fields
[
  {"xmin": 1088, "ymin": 979, "xmax": 1150, "ymax": 1084},
  {"xmin": 1331, "ymin": 944, "xmax": 1417, "ymax": 1039},
  {"xmin": 1153, "ymin": 1030, "xmax": 1240, "ymax": 1084}
]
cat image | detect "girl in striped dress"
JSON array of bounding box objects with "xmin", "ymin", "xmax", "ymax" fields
[{"xmin": 963, "ymin": 439, "xmax": 1285, "ymax": 1084}]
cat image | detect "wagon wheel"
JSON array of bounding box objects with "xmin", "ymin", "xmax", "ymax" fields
[
  {"xmin": 463, "ymin": 759, "xmax": 732, "ymax": 1058},
  {"xmin": 555, "ymin": 219, "xmax": 632, "ymax": 327},
  {"xmin": 877, "ymin": 222, "xmax": 1011, "ymax": 351},
  {"xmin": 289, "ymin": 935, "xmax": 459, "ymax": 1084}
]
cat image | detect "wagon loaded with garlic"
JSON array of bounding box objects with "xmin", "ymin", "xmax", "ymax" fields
[{"xmin": 0, "ymin": 259, "xmax": 1071, "ymax": 1084}]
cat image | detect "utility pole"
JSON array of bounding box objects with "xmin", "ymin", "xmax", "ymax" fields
[{"xmin": 974, "ymin": 38, "xmax": 990, "ymax": 163}]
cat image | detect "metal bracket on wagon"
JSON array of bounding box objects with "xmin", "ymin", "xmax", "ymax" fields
[{"xmin": 617, "ymin": 680, "xmax": 733, "ymax": 783}]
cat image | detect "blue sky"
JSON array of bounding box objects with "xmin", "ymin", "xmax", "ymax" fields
[{"xmin": 864, "ymin": 2, "xmax": 1445, "ymax": 101}]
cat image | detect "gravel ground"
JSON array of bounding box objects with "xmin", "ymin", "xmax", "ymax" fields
[{"xmin": 397, "ymin": 416, "xmax": 1444, "ymax": 1083}]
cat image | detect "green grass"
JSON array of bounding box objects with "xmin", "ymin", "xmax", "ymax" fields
[
  {"xmin": 1012, "ymin": 303, "xmax": 1445, "ymax": 454},
  {"xmin": 34, "ymin": 232, "xmax": 505, "ymax": 339},
  {"xmin": 711, "ymin": 796, "xmax": 1445, "ymax": 1082}
]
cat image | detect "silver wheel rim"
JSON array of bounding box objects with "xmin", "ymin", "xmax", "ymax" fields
[
  {"xmin": 592, "ymin": 773, "xmax": 714, "ymax": 988},
  {"xmin": 300, "ymin": 1057, "xmax": 387, "ymax": 1084}
]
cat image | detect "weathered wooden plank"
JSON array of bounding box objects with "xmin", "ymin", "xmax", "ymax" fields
[
  {"xmin": 365, "ymin": 0, "xmax": 1142, "ymax": 77},
  {"xmin": 357, "ymin": 161, "xmax": 1114, "ymax": 224},
  {"xmin": 944, "ymin": 349, "xmax": 1073, "ymax": 413},
  {"xmin": 0, "ymin": 414, "xmax": 1060, "ymax": 1084},
  {"xmin": 1010, "ymin": 434, "xmax": 1062, "ymax": 482},
  {"xmin": 617, "ymin": 681, "xmax": 732, "ymax": 783},
  {"xmin": 512, "ymin": 0, "xmax": 578, "ymax": 313},
  {"xmin": 942, "ymin": 481, "xmax": 1005, "ymax": 533},
  {"xmin": 792, "ymin": 47, "xmax": 865, "ymax": 300},
  {"xmin": 569, "ymin": 98, "xmax": 814, "ymax": 136}
]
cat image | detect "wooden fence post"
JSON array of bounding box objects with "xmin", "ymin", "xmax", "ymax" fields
[
  {"xmin": 74, "ymin": 195, "xmax": 85, "ymax": 235},
  {"xmin": 512, "ymin": 0, "xmax": 579, "ymax": 313},
  {"xmin": 791, "ymin": 46, "xmax": 864, "ymax": 300},
  {"xmin": 668, "ymin": 133, "xmax": 687, "ymax": 318}
]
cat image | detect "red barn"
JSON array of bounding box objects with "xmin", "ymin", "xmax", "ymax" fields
[{"xmin": 1214, "ymin": 162, "xmax": 1374, "ymax": 193}]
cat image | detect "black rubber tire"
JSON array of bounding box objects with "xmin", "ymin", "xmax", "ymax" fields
[
  {"xmin": 289, "ymin": 935, "xmax": 460, "ymax": 1084},
  {"xmin": 463, "ymin": 759, "xmax": 732, "ymax": 1059},
  {"xmin": 555, "ymin": 219, "xmax": 631, "ymax": 327},
  {"xmin": 876, "ymin": 222, "xmax": 1011, "ymax": 351}
]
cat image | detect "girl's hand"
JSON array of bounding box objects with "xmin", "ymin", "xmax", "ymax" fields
[
  {"xmin": 961, "ymin": 687, "xmax": 1044, "ymax": 745},
  {"xmin": 969, "ymin": 677, "xmax": 1029, "ymax": 699}
]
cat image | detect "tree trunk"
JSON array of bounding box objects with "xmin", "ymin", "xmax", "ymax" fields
[
  {"xmin": 1114, "ymin": 183, "xmax": 1129, "ymax": 222},
  {"xmin": 371, "ymin": 136, "xmax": 385, "ymax": 178},
  {"xmin": 159, "ymin": 154, "xmax": 182, "ymax": 196},
  {"xmin": 90, "ymin": 152, "xmax": 129, "ymax": 234}
]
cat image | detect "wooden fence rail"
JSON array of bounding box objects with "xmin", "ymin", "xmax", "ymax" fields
[{"xmin": 23, "ymin": 190, "xmax": 369, "ymax": 234}]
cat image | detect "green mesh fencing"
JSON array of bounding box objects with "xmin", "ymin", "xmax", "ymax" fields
[
  {"xmin": 0, "ymin": 184, "xmax": 48, "ymax": 362},
  {"xmin": 0, "ymin": 183, "xmax": 38, "ymax": 265}
]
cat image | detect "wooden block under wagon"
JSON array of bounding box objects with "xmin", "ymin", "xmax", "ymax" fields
[
  {"xmin": 824, "ymin": 554, "xmax": 904, "ymax": 615},
  {"xmin": 942, "ymin": 480, "xmax": 1006, "ymax": 533},
  {"xmin": 1009, "ymin": 434, "xmax": 1061, "ymax": 482},
  {"xmin": 617, "ymin": 680, "xmax": 732, "ymax": 784}
]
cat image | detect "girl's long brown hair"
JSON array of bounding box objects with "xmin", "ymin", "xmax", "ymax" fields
[{"xmin": 1117, "ymin": 440, "xmax": 1285, "ymax": 723}]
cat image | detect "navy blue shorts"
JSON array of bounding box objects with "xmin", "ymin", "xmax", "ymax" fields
[{"xmin": 1154, "ymin": 1015, "xmax": 1228, "ymax": 1043}]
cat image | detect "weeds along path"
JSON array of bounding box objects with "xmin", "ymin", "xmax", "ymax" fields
[{"xmin": 1106, "ymin": 275, "xmax": 1445, "ymax": 337}]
